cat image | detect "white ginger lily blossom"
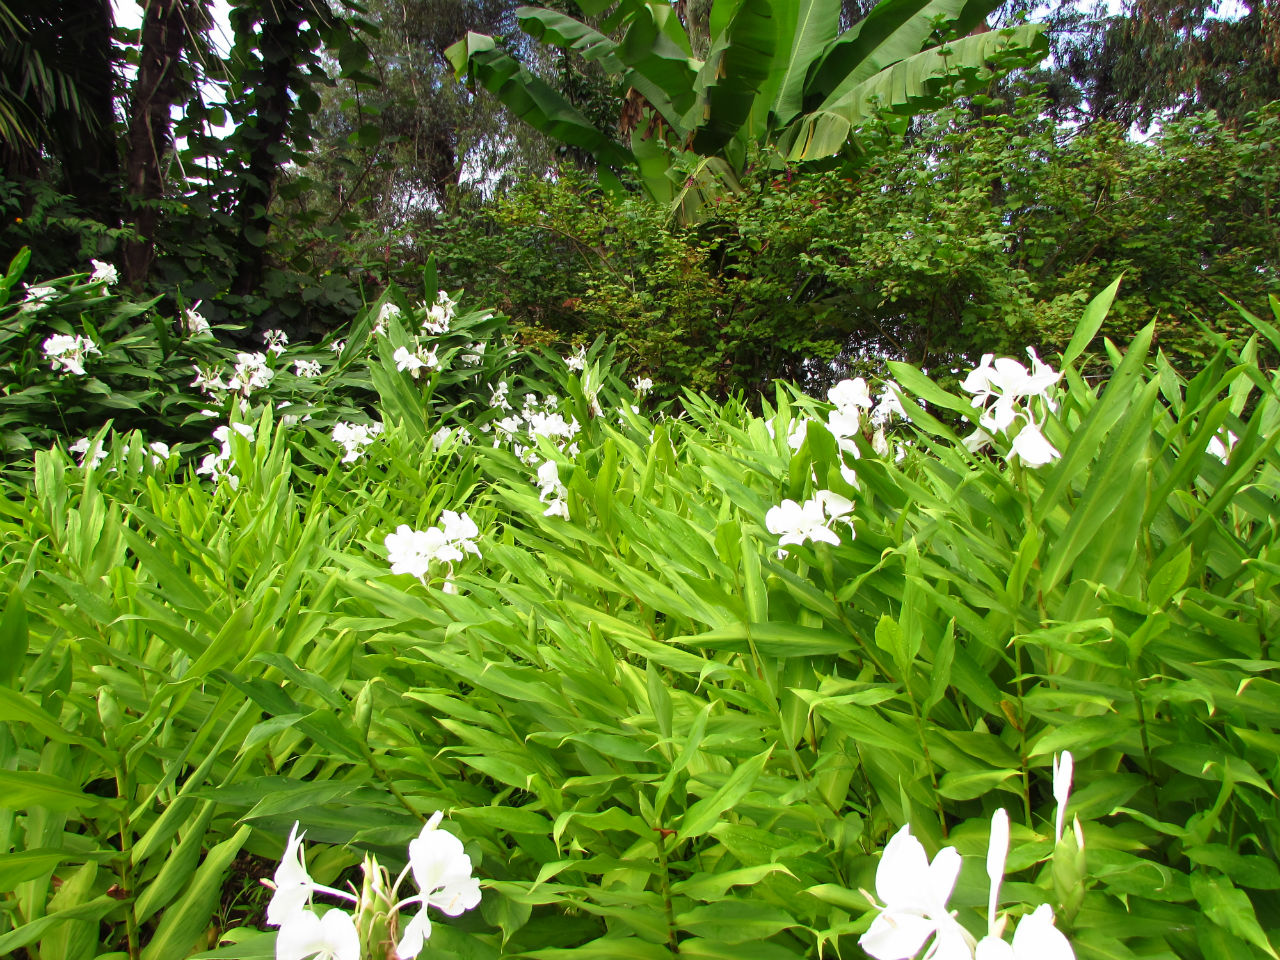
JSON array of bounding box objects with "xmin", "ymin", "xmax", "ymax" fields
[
  {"xmin": 974, "ymin": 905, "xmax": 1075, "ymax": 960},
  {"xmin": 69, "ymin": 436, "xmax": 109, "ymax": 468},
  {"xmin": 22, "ymin": 284, "xmax": 57, "ymax": 311},
  {"xmin": 227, "ymin": 352, "xmax": 275, "ymax": 396},
  {"xmin": 633, "ymin": 376, "xmax": 653, "ymax": 395},
  {"xmin": 766, "ymin": 491, "xmax": 853, "ymax": 556},
  {"xmin": 263, "ymin": 329, "xmax": 289, "ymax": 356},
  {"xmin": 89, "ymin": 259, "xmax": 119, "ymax": 285},
  {"xmin": 42, "ymin": 333, "xmax": 100, "ymax": 375},
  {"xmin": 384, "ymin": 511, "xmax": 479, "ymax": 587},
  {"xmin": 265, "ymin": 823, "xmax": 356, "ymax": 926},
  {"xmin": 276, "ymin": 908, "xmax": 360, "ymax": 960},
  {"xmin": 331, "ymin": 421, "xmax": 383, "ymax": 463},
  {"xmin": 564, "ymin": 346, "xmax": 587, "ymax": 371},
  {"xmin": 393, "ymin": 812, "xmax": 483, "ymax": 959},
  {"xmin": 182, "ymin": 301, "xmax": 211, "ymax": 335},
  {"xmin": 1007, "ymin": 419, "xmax": 1060, "ymax": 468},
  {"xmin": 294, "ymin": 359, "xmax": 322, "ymax": 378},
  {"xmin": 536, "ymin": 459, "xmax": 569, "ymax": 518},
  {"xmin": 859, "ymin": 824, "xmax": 973, "ymax": 960},
  {"xmin": 330, "ymin": 340, "xmax": 346, "ymax": 354},
  {"xmin": 1207, "ymin": 429, "xmax": 1238, "ymax": 463}
]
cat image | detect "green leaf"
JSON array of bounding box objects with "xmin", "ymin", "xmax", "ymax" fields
[
  {"xmin": 1062, "ymin": 275, "xmax": 1123, "ymax": 368},
  {"xmin": 677, "ymin": 746, "xmax": 773, "ymax": 841},
  {"xmin": 140, "ymin": 825, "xmax": 252, "ymax": 960},
  {"xmin": 0, "ymin": 586, "xmax": 27, "ymax": 687}
]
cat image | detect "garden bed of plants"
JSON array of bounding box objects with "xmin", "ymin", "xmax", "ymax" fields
[{"xmin": 1, "ymin": 256, "xmax": 1278, "ymax": 960}]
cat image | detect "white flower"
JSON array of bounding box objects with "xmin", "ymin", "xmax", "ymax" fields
[
  {"xmin": 42, "ymin": 333, "xmax": 100, "ymax": 376},
  {"xmin": 1207, "ymin": 430, "xmax": 1237, "ymax": 463},
  {"xmin": 332, "ymin": 421, "xmax": 383, "ymax": 463},
  {"xmin": 986, "ymin": 809, "xmax": 1010, "ymax": 932},
  {"xmin": 385, "ymin": 525, "xmax": 449, "ymax": 579},
  {"xmin": 975, "ymin": 905, "xmax": 1075, "ymax": 960},
  {"xmin": 859, "ymin": 824, "xmax": 973, "ymax": 960},
  {"xmin": 462, "ymin": 342, "xmax": 485, "ymax": 366},
  {"xmin": 267, "ymin": 823, "xmax": 317, "ymax": 926},
  {"xmin": 489, "ymin": 381, "xmax": 511, "ymax": 411},
  {"xmin": 182, "ymin": 301, "xmax": 211, "ymax": 336},
  {"xmin": 564, "ymin": 346, "xmax": 586, "ymax": 372},
  {"xmin": 22, "ymin": 284, "xmax": 57, "ymax": 312},
  {"xmin": 438, "ymin": 510, "xmax": 480, "ymax": 555},
  {"xmin": 1007, "ymin": 420, "xmax": 1060, "ymax": 467},
  {"xmin": 422, "ymin": 297, "xmax": 453, "ymax": 335},
  {"xmin": 393, "ymin": 345, "xmax": 438, "ymax": 377},
  {"xmin": 633, "ymin": 376, "xmax": 653, "ymax": 395},
  {"xmin": 330, "ymin": 340, "xmax": 346, "ymax": 354},
  {"xmin": 765, "ymin": 495, "xmax": 844, "ymax": 555},
  {"xmin": 191, "ymin": 364, "xmax": 228, "ymax": 395},
  {"xmin": 276, "ymin": 908, "xmax": 360, "ymax": 960},
  {"xmin": 147, "ymin": 441, "xmax": 172, "ymax": 465},
  {"xmin": 829, "ymin": 377, "xmax": 874, "ymax": 413},
  {"xmin": 873, "ymin": 382, "xmax": 910, "ymax": 424},
  {"xmin": 963, "ymin": 350, "xmax": 1060, "ymax": 435},
  {"xmin": 536, "ymin": 460, "xmax": 569, "ymax": 518},
  {"xmin": 377, "ymin": 302, "xmax": 402, "ymax": 326},
  {"xmin": 294, "ymin": 360, "xmax": 322, "ymax": 379},
  {"xmin": 394, "ymin": 812, "xmax": 482, "ymax": 960},
  {"xmin": 787, "ymin": 418, "xmax": 815, "ymax": 451},
  {"xmin": 227, "ymin": 352, "xmax": 274, "ymax": 396},
  {"xmin": 1053, "ymin": 751, "xmax": 1073, "ymax": 844},
  {"xmin": 69, "ymin": 436, "xmax": 109, "ymax": 468},
  {"xmin": 263, "ymin": 329, "xmax": 289, "ymax": 356},
  {"xmin": 89, "ymin": 259, "xmax": 118, "ymax": 285}
]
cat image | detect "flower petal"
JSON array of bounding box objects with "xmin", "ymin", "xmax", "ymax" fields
[
  {"xmin": 875, "ymin": 825, "xmax": 931, "ymax": 909},
  {"xmin": 859, "ymin": 908, "xmax": 936, "ymax": 960},
  {"xmin": 395, "ymin": 907, "xmax": 432, "ymax": 960},
  {"xmin": 975, "ymin": 935, "xmax": 1018, "ymax": 960},
  {"xmin": 1011, "ymin": 904, "xmax": 1075, "ymax": 960}
]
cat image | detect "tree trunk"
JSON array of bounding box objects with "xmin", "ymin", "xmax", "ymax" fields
[
  {"xmin": 229, "ymin": 2, "xmax": 309, "ymax": 298},
  {"xmin": 122, "ymin": 0, "xmax": 189, "ymax": 286}
]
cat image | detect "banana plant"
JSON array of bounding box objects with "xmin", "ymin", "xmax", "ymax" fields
[{"xmin": 445, "ymin": 0, "xmax": 1047, "ymax": 219}]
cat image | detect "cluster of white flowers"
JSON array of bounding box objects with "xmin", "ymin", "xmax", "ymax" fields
[
  {"xmin": 489, "ymin": 381, "xmax": 511, "ymax": 411},
  {"xmin": 860, "ymin": 752, "xmax": 1078, "ymax": 960},
  {"xmin": 535, "ymin": 459, "xmax": 569, "ymax": 519},
  {"xmin": 765, "ymin": 490, "xmax": 853, "ymax": 558},
  {"xmin": 42, "ymin": 333, "xmax": 100, "ymax": 376},
  {"xmin": 783, "ymin": 377, "xmax": 910, "ymax": 483},
  {"xmin": 564, "ymin": 346, "xmax": 587, "ymax": 372},
  {"xmin": 961, "ymin": 350, "xmax": 1061, "ymax": 467},
  {"xmin": 421, "ymin": 290, "xmax": 457, "ymax": 335},
  {"xmin": 191, "ymin": 352, "xmax": 277, "ymax": 399},
  {"xmin": 67, "ymin": 434, "xmax": 172, "ymax": 470},
  {"xmin": 182, "ymin": 301, "xmax": 211, "ymax": 336},
  {"xmin": 294, "ymin": 359, "xmax": 322, "ymax": 379},
  {"xmin": 384, "ymin": 511, "xmax": 480, "ymax": 591},
  {"xmin": 332, "ymin": 421, "xmax": 384, "ymax": 464},
  {"xmin": 229, "ymin": 352, "xmax": 276, "ymax": 396},
  {"xmin": 461, "ymin": 342, "xmax": 485, "ymax": 367},
  {"xmin": 330, "ymin": 340, "xmax": 346, "ymax": 354},
  {"xmin": 196, "ymin": 422, "xmax": 254, "ymax": 489},
  {"xmin": 89, "ymin": 259, "xmax": 118, "ymax": 285},
  {"xmin": 265, "ymin": 813, "xmax": 481, "ymax": 960},
  {"xmin": 393, "ymin": 344, "xmax": 439, "ymax": 378},
  {"xmin": 21, "ymin": 284, "xmax": 57, "ymax": 313},
  {"xmin": 431, "ymin": 426, "xmax": 473, "ymax": 451},
  {"xmin": 632, "ymin": 376, "xmax": 654, "ymax": 396},
  {"xmin": 371, "ymin": 302, "xmax": 401, "ymax": 337},
  {"xmin": 263, "ymin": 329, "xmax": 289, "ymax": 357},
  {"xmin": 490, "ymin": 393, "xmax": 581, "ymax": 466}
]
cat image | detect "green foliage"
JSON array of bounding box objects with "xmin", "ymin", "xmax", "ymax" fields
[
  {"xmin": 446, "ymin": 0, "xmax": 1047, "ymax": 218},
  {"xmin": 2, "ymin": 279, "xmax": 1278, "ymax": 958},
  {"xmin": 429, "ymin": 95, "xmax": 1280, "ymax": 396}
]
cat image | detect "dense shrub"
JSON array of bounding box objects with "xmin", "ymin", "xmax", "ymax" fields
[
  {"xmin": 1, "ymin": 282, "xmax": 1277, "ymax": 959},
  {"xmin": 427, "ymin": 97, "xmax": 1280, "ymax": 398}
]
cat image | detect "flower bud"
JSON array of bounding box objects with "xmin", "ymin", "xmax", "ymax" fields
[
  {"xmin": 1051, "ymin": 818, "xmax": 1087, "ymax": 923},
  {"xmin": 354, "ymin": 682, "xmax": 374, "ymax": 741},
  {"xmin": 97, "ymin": 686, "xmax": 122, "ymax": 737}
]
